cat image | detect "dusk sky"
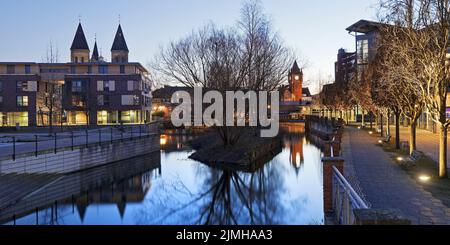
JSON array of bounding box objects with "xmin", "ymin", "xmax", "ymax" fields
[{"xmin": 0, "ymin": 0, "xmax": 379, "ymax": 93}]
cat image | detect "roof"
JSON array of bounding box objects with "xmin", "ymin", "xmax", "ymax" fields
[
  {"xmin": 289, "ymin": 61, "xmax": 302, "ymax": 74},
  {"xmin": 111, "ymin": 24, "xmax": 129, "ymax": 52},
  {"xmin": 71, "ymin": 23, "xmax": 90, "ymax": 50},
  {"xmin": 91, "ymin": 41, "xmax": 99, "ymax": 61},
  {"xmin": 152, "ymin": 86, "xmax": 193, "ymax": 100},
  {"xmin": 279, "ymin": 85, "xmax": 311, "ymax": 97},
  {"xmin": 346, "ymin": 20, "xmax": 384, "ymax": 34}
]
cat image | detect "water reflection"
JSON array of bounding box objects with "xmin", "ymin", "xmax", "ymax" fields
[{"xmin": 3, "ymin": 124, "xmax": 324, "ymax": 225}]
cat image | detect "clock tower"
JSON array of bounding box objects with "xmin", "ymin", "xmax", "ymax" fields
[{"xmin": 288, "ymin": 61, "xmax": 303, "ymax": 102}]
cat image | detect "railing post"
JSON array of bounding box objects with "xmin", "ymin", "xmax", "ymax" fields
[
  {"xmin": 322, "ymin": 157, "xmax": 344, "ymax": 213},
  {"xmin": 98, "ymin": 129, "xmax": 102, "ymax": 146},
  {"xmin": 54, "ymin": 133, "xmax": 57, "ymax": 154},
  {"xmin": 35, "ymin": 135, "xmax": 38, "ymax": 157},
  {"xmin": 12, "ymin": 136, "xmax": 16, "ymax": 161},
  {"xmin": 130, "ymin": 127, "xmax": 133, "ymax": 140},
  {"xmin": 139, "ymin": 125, "xmax": 142, "ymax": 137},
  {"xmin": 71, "ymin": 131, "xmax": 74, "ymax": 151},
  {"xmin": 85, "ymin": 130, "xmax": 89, "ymax": 148},
  {"xmin": 110, "ymin": 127, "xmax": 113, "ymax": 144}
]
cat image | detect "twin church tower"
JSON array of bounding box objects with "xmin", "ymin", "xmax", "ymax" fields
[{"xmin": 70, "ymin": 22, "xmax": 129, "ymax": 63}]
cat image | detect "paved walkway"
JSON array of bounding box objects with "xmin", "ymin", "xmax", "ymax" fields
[
  {"xmin": 389, "ymin": 125, "xmax": 450, "ymax": 169},
  {"xmin": 342, "ymin": 127, "xmax": 450, "ymax": 225}
]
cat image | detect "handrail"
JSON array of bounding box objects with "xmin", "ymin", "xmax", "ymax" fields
[{"xmin": 332, "ymin": 166, "xmax": 368, "ymax": 209}]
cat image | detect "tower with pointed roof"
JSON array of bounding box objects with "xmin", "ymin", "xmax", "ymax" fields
[
  {"xmin": 70, "ymin": 23, "xmax": 90, "ymax": 63},
  {"xmin": 91, "ymin": 39, "xmax": 99, "ymax": 62},
  {"xmin": 111, "ymin": 24, "xmax": 129, "ymax": 63},
  {"xmin": 288, "ymin": 61, "xmax": 303, "ymax": 102}
]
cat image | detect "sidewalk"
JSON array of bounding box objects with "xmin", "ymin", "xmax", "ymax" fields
[
  {"xmin": 389, "ymin": 125, "xmax": 449, "ymax": 169},
  {"xmin": 342, "ymin": 127, "xmax": 450, "ymax": 224}
]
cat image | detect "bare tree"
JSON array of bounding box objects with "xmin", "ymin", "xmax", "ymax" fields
[
  {"xmin": 154, "ymin": 0, "xmax": 297, "ymax": 145},
  {"xmin": 39, "ymin": 41, "xmax": 62, "ymax": 134},
  {"xmin": 378, "ymin": 0, "xmax": 450, "ymax": 177}
]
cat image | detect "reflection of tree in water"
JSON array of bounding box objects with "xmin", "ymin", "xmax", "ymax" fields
[{"xmin": 135, "ymin": 161, "xmax": 286, "ymax": 225}]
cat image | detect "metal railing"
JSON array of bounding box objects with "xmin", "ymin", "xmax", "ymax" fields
[
  {"xmin": 0, "ymin": 122, "xmax": 160, "ymax": 161},
  {"xmin": 332, "ymin": 166, "xmax": 368, "ymax": 225}
]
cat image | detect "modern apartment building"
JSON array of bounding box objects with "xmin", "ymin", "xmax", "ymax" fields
[{"xmin": 0, "ymin": 22, "xmax": 152, "ymax": 127}]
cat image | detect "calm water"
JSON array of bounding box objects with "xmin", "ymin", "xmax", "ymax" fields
[{"xmin": 3, "ymin": 124, "xmax": 324, "ymax": 225}]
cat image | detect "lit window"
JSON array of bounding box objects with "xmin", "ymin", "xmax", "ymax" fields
[{"xmin": 17, "ymin": 96, "xmax": 28, "ymax": 107}]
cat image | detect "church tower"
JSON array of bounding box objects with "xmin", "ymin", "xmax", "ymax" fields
[
  {"xmin": 70, "ymin": 23, "xmax": 90, "ymax": 63},
  {"xmin": 288, "ymin": 61, "xmax": 303, "ymax": 102},
  {"xmin": 111, "ymin": 24, "xmax": 129, "ymax": 63}
]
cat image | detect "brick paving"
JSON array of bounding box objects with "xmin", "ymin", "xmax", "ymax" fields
[{"xmin": 342, "ymin": 127, "xmax": 450, "ymax": 225}]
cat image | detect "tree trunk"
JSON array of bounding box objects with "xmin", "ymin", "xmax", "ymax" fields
[
  {"xmin": 361, "ymin": 109, "xmax": 365, "ymax": 127},
  {"xmin": 409, "ymin": 121, "xmax": 417, "ymax": 156},
  {"xmin": 370, "ymin": 112, "xmax": 373, "ymax": 129},
  {"xmin": 380, "ymin": 113, "xmax": 384, "ymax": 137},
  {"xmin": 387, "ymin": 110, "xmax": 390, "ymax": 137},
  {"xmin": 439, "ymin": 125, "xmax": 448, "ymax": 178},
  {"xmin": 395, "ymin": 111, "xmax": 400, "ymax": 150}
]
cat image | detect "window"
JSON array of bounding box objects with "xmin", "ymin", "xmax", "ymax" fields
[
  {"xmin": 0, "ymin": 96, "xmax": 3, "ymax": 106},
  {"xmin": 120, "ymin": 65, "xmax": 125, "ymax": 74},
  {"xmin": 71, "ymin": 95, "xmax": 86, "ymax": 107},
  {"xmin": 120, "ymin": 110, "xmax": 141, "ymax": 124},
  {"xmin": 97, "ymin": 81, "xmax": 115, "ymax": 92},
  {"xmin": 88, "ymin": 65, "xmax": 92, "ymax": 74},
  {"xmin": 71, "ymin": 66, "xmax": 76, "ymax": 74},
  {"xmin": 16, "ymin": 81, "xmax": 27, "ymax": 92},
  {"xmin": 0, "ymin": 81, "xmax": 2, "ymax": 92},
  {"xmin": 357, "ymin": 39, "xmax": 369, "ymax": 64},
  {"xmin": 7, "ymin": 65, "xmax": 15, "ymax": 74},
  {"xmin": 17, "ymin": 96, "xmax": 28, "ymax": 107},
  {"xmin": 81, "ymin": 57, "xmax": 85, "ymax": 63},
  {"xmin": 98, "ymin": 65, "xmax": 108, "ymax": 74},
  {"xmin": 121, "ymin": 95, "xmax": 140, "ymax": 106},
  {"xmin": 74, "ymin": 57, "xmax": 78, "ymax": 63},
  {"xmin": 97, "ymin": 95, "xmax": 110, "ymax": 106},
  {"xmin": 72, "ymin": 81, "xmax": 84, "ymax": 92},
  {"xmin": 25, "ymin": 65, "xmax": 31, "ymax": 74},
  {"xmin": 127, "ymin": 80, "xmax": 140, "ymax": 91}
]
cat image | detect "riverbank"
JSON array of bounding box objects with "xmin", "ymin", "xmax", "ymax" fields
[{"xmin": 189, "ymin": 128, "xmax": 282, "ymax": 171}]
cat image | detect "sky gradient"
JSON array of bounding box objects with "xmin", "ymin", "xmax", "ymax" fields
[{"xmin": 0, "ymin": 0, "xmax": 379, "ymax": 93}]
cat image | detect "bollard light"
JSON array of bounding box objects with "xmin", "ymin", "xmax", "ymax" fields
[{"xmin": 418, "ymin": 175, "xmax": 431, "ymax": 182}]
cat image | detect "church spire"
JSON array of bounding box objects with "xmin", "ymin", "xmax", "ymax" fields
[
  {"xmin": 111, "ymin": 24, "xmax": 129, "ymax": 63},
  {"xmin": 91, "ymin": 39, "xmax": 99, "ymax": 62},
  {"xmin": 70, "ymin": 22, "xmax": 90, "ymax": 63},
  {"xmin": 70, "ymin": 23, "xmax": 89, "ymax": 51}
]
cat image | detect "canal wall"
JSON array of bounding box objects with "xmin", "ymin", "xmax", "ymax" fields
[{"xmin": 0, "ymin": 134, "xmax": 160, "ymax": 175}]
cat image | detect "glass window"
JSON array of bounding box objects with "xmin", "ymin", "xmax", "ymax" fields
[
  {"xmin": 71, "ymin": 65, "xmax": 76, "ymax": 74},
  {"xmin": 16, "ymin": 81, "xmax": 27, "ymax": 92},
  {"xmin": 120, "ymin": 65, "xmax": 125, "ymax": 74},
  {"xmin": 25, "ymin": 65, "xmax": 31, "ymax": 74},
  {"xmin": 357, "ymin": 39, "xmax": 369, "ymax": 64},
  {"xmin": 6, "ymin": 112, "xmax": 28, "ymax": 126},
  {"xmin": 17, "ymin": 96, "xmax": 28, "ymax": 107},
  {"xmin": 0, "ymin": 81, "xmax": 2, "ymax": 92},
  {"xmin": 127, "ymin": 80, "xmax": 140, "ymax": 91},
  {"xmin": 81, "ymin": 57, "xmax": 85, "ymax": 63},
  {"xmin": 99, "ymin": 65, "xmax": 108, "ymax": 74},
  {"xmin": 97, "ymin": 110, "xmax": 118, "ymax": 125},
  {"xmin": 71, "ymin": 81, "xmax": 84, "ymax": 92},
  {"xmin": 97, "ymin": 95, "xmax": 109, "ymax": 106},
  {"xmin": 7, "ymin": 65, "xmax": 15, "ymax": 74},
  {"xmin": 0, "ymin": 96, "xmax": 3, "ymax": 106},
  {"xmin": 71, "ymin": 95, "xmax": 86, "ymax": 107},
  {"xmin": 88, "ymin": 65, "xmax": 92, "ymax": 74},
  {"xmin": 120, "ymin": 110, "xmax": 141, "ymax": 124}
]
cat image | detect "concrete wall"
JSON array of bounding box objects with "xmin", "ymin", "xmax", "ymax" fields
[{"xmin": 0, "ymin": 135, "xmax": 160, "ymax": 174}]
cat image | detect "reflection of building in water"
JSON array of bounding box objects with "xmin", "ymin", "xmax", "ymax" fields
[
  {"xmin": 74, "ymin": 172, "xmax": 153, "ymax": 222},
  {"xmin": 289, "ymin": 138, "xmax": 304, "ymax": 173}
]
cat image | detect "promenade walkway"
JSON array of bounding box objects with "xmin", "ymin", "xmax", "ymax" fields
[
  {"xmin": 342, "ymin": 127, "xmax": 450, "ymax": 225},
  {"xmin": 389, "ymin": 125, "xmax": 450, "ymax": 171}
]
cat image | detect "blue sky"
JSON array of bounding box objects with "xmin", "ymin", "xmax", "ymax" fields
[{"xmin": 0, "ymin": 0, "xmax": 378, "ymax": 92}]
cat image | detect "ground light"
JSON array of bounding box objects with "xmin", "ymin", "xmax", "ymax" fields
[
  {"xmin": 418, "ymin": 175, "xmax": 431, "ymax": 182},
  {"xmin": 378, "ymin": 140, "xmax": 383, "ymax": 144},
  {"xmin": 396, "ymin": 156, "xmax": 404, "ymax": 162},
  {"xmin": 369, "ymin": 131, "xmax": 373, "ymax": 135}
]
